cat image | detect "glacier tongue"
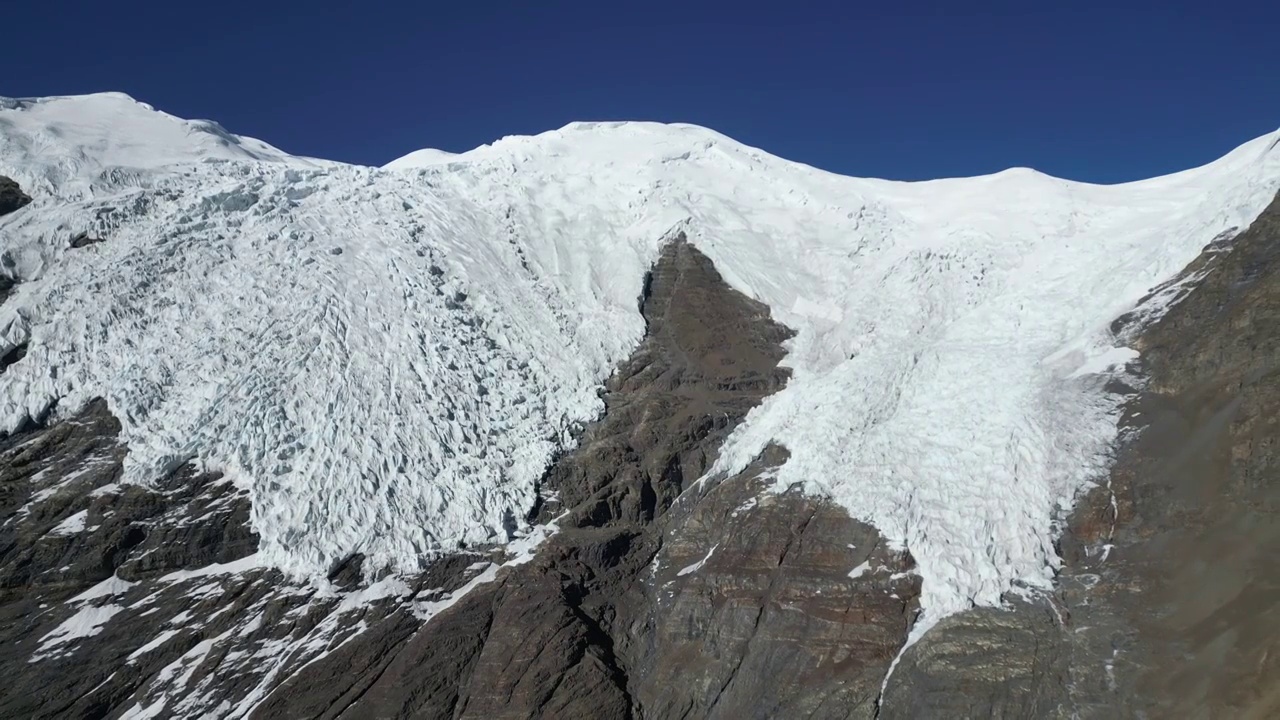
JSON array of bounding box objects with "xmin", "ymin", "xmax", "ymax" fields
[{"xmin": 2, "ymin": 95, "xmax": 1278, "ymax": 625}]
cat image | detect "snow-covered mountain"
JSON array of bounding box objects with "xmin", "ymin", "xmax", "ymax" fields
[{"xmin": 3, "ymin": 90, "xmax": 1279, "ymax": 642}]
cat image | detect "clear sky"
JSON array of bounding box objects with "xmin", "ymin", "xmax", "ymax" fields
[{"xmin": 4, "ymin": 1, "xmax": 1278, "ymax": 182}]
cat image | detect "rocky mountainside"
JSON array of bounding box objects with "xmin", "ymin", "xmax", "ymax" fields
[{"xmin": 1, "ymin": 94, "xmax": 1279, "ymax": 718}]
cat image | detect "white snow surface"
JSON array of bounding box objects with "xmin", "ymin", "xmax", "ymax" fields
[
  {"xmin": 2, "ymin": 94, "xmax": 1278, "ymax": 629},
  {"xmin": 0, "ymin": 93, "xmax": 325, "ymax": 200},
  {"xmin": 33, "ymin": 604, "xmax": 125, "ymax": 660},
  {"xmin": 382, "ymin": 147, "xmax": 459, "ymax": 170}
]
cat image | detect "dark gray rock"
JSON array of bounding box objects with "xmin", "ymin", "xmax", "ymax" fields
[
  {"xmin": 0, "ymin": 175, "xmax": 31, "ymax": 218},
  {"xmin": 0, "ymin": 398, "xmax": 283, "ymax": 718},
  {"xmin": 69, "ymin": 232, "xmax": 105, "ymax": 249},
  {"xmin": 631, "ymin": 448, "xmax": 918, "ymax": 720},
  {"xmin": 1066, "ymin": 188, "xmax": 1280, "ymax": 718},
  {"xmin": 0, "ymin": 340, "xmax": 26, "ymax": 373},
  {"xmin": 0, "ymin": 398, "xmax": 258, "ymax": 599},
  {"xmin": 880, "ymin": 601, "xmax": 1072, "ymax": 719}
]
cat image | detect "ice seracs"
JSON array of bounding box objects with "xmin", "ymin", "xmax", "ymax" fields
[{"xmin": 2, "ymin": 94, "xmax": 1278, "ymax": 630}]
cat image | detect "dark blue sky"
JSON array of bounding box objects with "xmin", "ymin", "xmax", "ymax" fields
[{"xmin": 5, "ymin": 1, "xmax": 1278, "ymax": 182}]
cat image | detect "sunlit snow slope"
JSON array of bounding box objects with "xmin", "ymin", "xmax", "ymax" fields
[
  {"xmin": 2, "ymin": 94, "xmax": 1278, "ymax": 629},
  {"xmin": 382, "ymin": 147, "xmax": 459, "ymax": 170}
]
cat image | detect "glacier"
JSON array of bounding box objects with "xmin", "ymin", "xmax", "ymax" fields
[{"xmin": 2, "ymin": 93, "xmax": 1278, "ymax": 630}]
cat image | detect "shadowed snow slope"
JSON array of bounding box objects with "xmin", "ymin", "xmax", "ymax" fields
[{"xmin": 2, "ymin": 94, "xmax": 1278, "ymax": 629}]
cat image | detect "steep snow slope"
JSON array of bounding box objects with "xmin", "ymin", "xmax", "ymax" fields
[{"xmin": 2, "ymin": 95, "xmax": 1278, "ymax": 630}]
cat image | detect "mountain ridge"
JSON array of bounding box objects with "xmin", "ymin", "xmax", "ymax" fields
[{"xmin": 9, "ymin": 91, "xmax": 1278, "ymax": 187}]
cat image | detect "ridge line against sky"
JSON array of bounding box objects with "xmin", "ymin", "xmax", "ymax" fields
[{"xmin": 3, "ymin": 1, "xmax": 1279, "ymax": 183}]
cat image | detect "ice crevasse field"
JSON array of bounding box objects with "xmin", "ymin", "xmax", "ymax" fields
[{"xmin": 2, "ymin": 93, "xmax": 1278, "ymax": 635}]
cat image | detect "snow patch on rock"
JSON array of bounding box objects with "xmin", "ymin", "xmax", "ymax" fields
[{"xmin": 32, "ymin": 604, "xmax": 125, "ymax": 661}]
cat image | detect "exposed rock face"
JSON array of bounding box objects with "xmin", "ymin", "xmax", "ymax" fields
[
  {"xmin": 1, "ymin": 196, "xmax": 1278, "ymax": 718},
  {"xmin": 69, "ymin": 232, "xmax": 106, "ymax": 249},
  {"xmin": 0, "ymin": 399, "xmax": 272, "ymax": 717},
  {"xmin": 880, "ymin": 191, "xmax": 1280, "ymax": 718},
  {"xmin": 879, "ymin": 599, "xmax": 1075, "ymax": 718},
  {"xmin": 1075, "ymin": 189, "xmax": 1280, "ymax": 718},
  {"xmin": 0, "ymin": 399, "xmax": 257, "ymax": 593},
  {"xmin": 631, "ymin": 450, "xmax": 918, "ymax": 720},
  {"xmin": 0, "ymin": 175, "xmax": 30, "ymax": 306},
  {"xmin": 0, "ymin": 174, "xmax": 31, "ymax": 217}
]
